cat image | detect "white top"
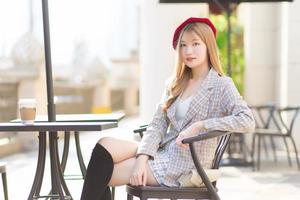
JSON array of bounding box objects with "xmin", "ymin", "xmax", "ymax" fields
[{"xmin": 175, "ymin": 95, "xmax": 193, "ymax": 125}]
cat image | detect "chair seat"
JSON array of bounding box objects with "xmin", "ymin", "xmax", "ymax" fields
[
  {"xmin": 126, "ymin": 184, "xmax": 217, "ymax": 199},
  {"xmin": 0, "ymin": 162, "xmax": 6, "ymax": 173}
]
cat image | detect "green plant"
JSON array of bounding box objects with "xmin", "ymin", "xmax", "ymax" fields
[{"xmin": 210, "ymin": 14, "xmax": 245, "ymax": 94}]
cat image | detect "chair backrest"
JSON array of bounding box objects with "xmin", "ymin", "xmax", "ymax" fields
[
  {"xmin": 273, "ymin": 106, "xmax": 300, "ymax": 136},
  {"xmin": 134, "ymin": 126, "xmax": 232, "ymax": 170},
  {"xmin": 250, "ymin": 105, "xmax": 276, "ymax": 129},
  {"xmin": 212, "ymin": 133, "xmax": 232, "ymax": 169}
]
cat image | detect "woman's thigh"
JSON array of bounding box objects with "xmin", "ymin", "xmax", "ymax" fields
[
  {"xmin": 98, "ymin": 137, "xmax": 138, "ymax": 163},
  {"xmin": 108, "ymin": 157, "xmax": 159, "ymax": 187}
]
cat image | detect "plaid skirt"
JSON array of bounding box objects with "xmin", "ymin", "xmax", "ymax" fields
[{"xmin": 148, "ymin": 137, "xmax": 217, "ymax": 187}]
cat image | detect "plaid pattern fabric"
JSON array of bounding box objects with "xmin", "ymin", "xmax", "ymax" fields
[{"xmin": 138, "ymin": 68, "xmax": 255, "ymax": 186}]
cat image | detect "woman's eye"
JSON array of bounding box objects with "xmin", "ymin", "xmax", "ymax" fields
[
  {"xmin": 180, "ymin": 44, "xmax": 186, "ymax": 47},
  {"xmin": 193, "ymin": 43, "xmax": 200, "ymax": 46}
]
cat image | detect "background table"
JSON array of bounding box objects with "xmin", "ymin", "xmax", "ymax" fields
[{"xmin": 0, "ymin": 121, "xmax": 117, "ymax": 200}]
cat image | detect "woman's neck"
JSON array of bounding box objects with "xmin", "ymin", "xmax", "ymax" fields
[{"xmin": 191, "ymin": 65, "xmax": 210, "ymax": 82}]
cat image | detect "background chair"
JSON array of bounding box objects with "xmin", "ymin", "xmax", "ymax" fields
[
  {"xmin": 251, "ymin": 105, "xmax": 277, "ymax": 170},
  {"xmin": 126, "ymin": 128, "xmax": 232, "ymax": 200},
  {"xmin": 252, "ymin": 106, "xmax": 300, "ymax": 171},
  {"xmin": 0, "ymin": 162, "xmax": 8, "ymax": 200}
]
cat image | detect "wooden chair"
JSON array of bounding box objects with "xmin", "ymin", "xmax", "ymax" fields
[
  {"xmin": 126, "ymin": 129, "xmax": 232, "ymax": 200},
  {"xmin": 252, "ymin": 106, "xmax": 300, "ymax": 171},
  {"xmin": 0, "ymin": 162, "xmax": 8, "ymax": 200}
]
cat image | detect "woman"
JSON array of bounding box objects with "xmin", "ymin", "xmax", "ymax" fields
[{"xmin": 80, "ymin": 17, "xmax": 255, "ymax": 200}]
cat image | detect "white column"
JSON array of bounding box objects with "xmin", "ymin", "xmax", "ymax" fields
[
  {"xmin": 243, "ymin": 3, "xmax": 282, "ymax": 106},
  {"xmin": 286, "ymin": 0, "xmax": 300, "ymax": 145},
  {"xmin": 139, "ymin": 0, "xmax": 208, "ymax": 122}
]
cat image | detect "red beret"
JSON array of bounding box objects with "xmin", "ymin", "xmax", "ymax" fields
[{"xmin": 172, "ymin": 17, "xmax": 217, "ymax": 49}]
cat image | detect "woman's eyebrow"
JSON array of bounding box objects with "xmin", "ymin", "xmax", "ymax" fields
[{"xmin": 181, "ymin": 39, "xmax": 201, "ymax": 43}]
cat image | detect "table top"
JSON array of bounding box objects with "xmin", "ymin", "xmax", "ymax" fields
[
  {"xmin": 0, "ymin": 121, "xmax": 117, "ymax": 132},
  {"xmin": 11, "ymin": 113, "xmax": 125, "ymax": 123}
]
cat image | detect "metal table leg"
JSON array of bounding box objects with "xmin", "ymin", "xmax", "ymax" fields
[
  {"xmin": 28, "ymin": 132, "xmax": 46, "ymax": 200},
  {"xmin": 60, "ymin": 131, "xmax": 86, "ymax": 180},
  {"xmin": 28, "ymin": 131, "xmax": 72, "ymax": 200},
  {"xmin": 61, "ymin": 131, "xmax": 71, "ymax": 173},
  {"xmin": 74, "ymin": 131, "xmax": 86, "ymax": 178},
  {"xmin": 49, "ymin": 132, "xmax": 72, "ymax": 199}
]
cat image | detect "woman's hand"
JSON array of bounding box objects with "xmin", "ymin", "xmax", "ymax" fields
[
  {"xmin": 130, "ymin": 155, "xmax": 149, "ymax": 186},
  {"xmin": 176, "ymin": 121, "xmax": 204, "ymax": 148}
]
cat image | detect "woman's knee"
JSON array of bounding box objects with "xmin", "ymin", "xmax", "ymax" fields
[
  {"xmin": 98, "ymin": 137, "xmax": 112, "ymax": 147},
  {"xmin": 97, "ymin": 137, "xmax": 139, "ymax": 163}
]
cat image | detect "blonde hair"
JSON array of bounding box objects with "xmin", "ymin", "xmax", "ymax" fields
[{"xmin": 162, "ymin": 22, "xmax": 224, "ymax": 111}]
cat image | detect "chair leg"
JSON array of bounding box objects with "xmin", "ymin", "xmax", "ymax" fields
[
  {"xmin": 283, "ymin": 137, "xmax": 292, "ymax": 167},
  {"xmin": 257, "ymin": 136, "xmax": 262, "ymax": 171},
  {"xmin": 127, "ymin": 193, "xmax": 133, "ymax": 200},
  {"xmin": 262, "ymin": 136, "xmax": 269, "ymax": 159},
  {"xmin": 251, "ymin": 134, "xmax": 257, "ymax": 171},
  {"xmin": 290, "ymin": 136, "xmax": 300, "ymax": 170},
  {"xmin": 2, "ymin": 172, "xmax": 8, "ymax": 200},
  {"xmin": 270, "ymin": 136, "xmax": 277, "ymax": 163}
]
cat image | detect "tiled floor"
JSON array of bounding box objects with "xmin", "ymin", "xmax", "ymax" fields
[{"xmin": 1, "ymin": 116, "xmax": 300, "ymax": 200}]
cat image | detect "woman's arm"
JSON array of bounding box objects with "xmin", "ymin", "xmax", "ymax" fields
[
  {"xmin": 202, "ymin": 77, "xmax": 255, "ymax": 133},
  {"xmin": 176, "ymin": 77, "xmax": 254, "ymax": 148}
]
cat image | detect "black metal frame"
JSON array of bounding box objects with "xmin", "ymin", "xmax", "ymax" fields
[
  {"xmin": 60, "ymin": 131, "xmax": 87, "ymax": 180},
  {"xmin": 251, "ymin": 106, "xmax": 300, "ymax": 171},
  {"xmin": 127, "ymin": 129, "xmax": 231, "ymax": 200},
  {"xmin": 0, "ymin": 163, "xmax": 8, "ymax": 200}
]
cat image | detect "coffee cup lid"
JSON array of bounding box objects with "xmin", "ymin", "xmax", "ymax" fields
[{"xmin": 18, "ymin": 98, "xmax": 37, "ymax": 108}]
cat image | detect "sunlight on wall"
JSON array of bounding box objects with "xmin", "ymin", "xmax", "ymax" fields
[{"xmin": 278, "ymin": 3, "xmax": 289, "ymax": 107}]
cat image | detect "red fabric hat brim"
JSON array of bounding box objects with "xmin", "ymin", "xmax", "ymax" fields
[{"xmin": 172, "ymin": 17, "xmax": 217, "ymax": 49}]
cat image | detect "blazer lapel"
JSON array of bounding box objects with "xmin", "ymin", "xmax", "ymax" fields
[
  {"xmin": 166, "ymin": 97, "xmax": 181, "ymax": 131},
  {"xmin": 180, "ymin": 68, "xmax": 218, "ymax": 130}
]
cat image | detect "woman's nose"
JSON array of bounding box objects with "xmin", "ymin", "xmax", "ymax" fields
[{"xmin": 184, "ymin": 46, "xmax": 193, "ymax": 54}]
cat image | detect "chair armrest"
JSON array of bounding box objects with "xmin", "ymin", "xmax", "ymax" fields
[
  {"xmin": 182, "ymin": 130, "xmax": 231, "ymax": 200},
  {"xmin": 182, "ymin": 130, "xmax": 231, "ymax": 144},
  {"xmin": 133, "ymin": 125, "xmax": 148, "ymax": 138}
]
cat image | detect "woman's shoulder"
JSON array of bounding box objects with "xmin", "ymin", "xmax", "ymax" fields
[{"xmin": 211, "ymin": 71, "xmax": 233, "ymax": 88}]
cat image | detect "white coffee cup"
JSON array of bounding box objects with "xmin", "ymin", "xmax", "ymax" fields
[{"xmin": 18, "ymin": 98, "xmax": 37, "ymax": 125}]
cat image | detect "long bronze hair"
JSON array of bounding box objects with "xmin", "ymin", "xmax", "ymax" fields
[{"xmin": 162, "ymin": 22, "xmax": 224, "ymax": 111}]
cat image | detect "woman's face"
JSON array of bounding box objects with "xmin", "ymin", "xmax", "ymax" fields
[{"xmin": 180, "ymin": 30, "xmax": 208, "ymax": 69}]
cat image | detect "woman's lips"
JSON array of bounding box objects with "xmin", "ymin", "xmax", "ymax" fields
[{"xmin": 186, "ymin": 57, "xmax": 195, "ymax": 62}]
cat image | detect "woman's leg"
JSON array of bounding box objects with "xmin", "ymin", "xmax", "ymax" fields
[
  {"xmin": 99, "ymin": 137, "xmax": 158, "ymax": 186},
  {"xmin": 108, "ymin": 157, "xmax": 158, "ymax": 186},
  {"xmin": 81, "ymin": 137, "xmax": 152, "ymax": 200},
  {"xmin": 98, "ymin": 137, "xmax": 139, "ymax": 164}
]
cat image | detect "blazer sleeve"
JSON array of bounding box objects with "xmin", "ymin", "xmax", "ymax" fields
[
  {"xmin": 137, "ymin": 84, "xmax": 170, "ymax": 159},
  {"xmin": 203, "ymin": 77, "xmax": 255, "ymax": 133}
]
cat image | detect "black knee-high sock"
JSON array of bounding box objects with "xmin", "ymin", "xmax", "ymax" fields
[
  {"xmin": 101, "ymin": 187, "xmax": 112, "ymax": 200},
  {"xmin": 81, "ymin": 143, "xmax": 114, "ymax": 200}
]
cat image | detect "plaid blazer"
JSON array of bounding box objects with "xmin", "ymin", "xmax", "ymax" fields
[{"xmin": 137, "ymin": 68, "xmax": 255, "ymax": 186}]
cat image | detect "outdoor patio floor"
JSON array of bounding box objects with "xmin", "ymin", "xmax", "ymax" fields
[{"xmin": 1, "ymin": 116, "xmax": 300, "ymax": 200}]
